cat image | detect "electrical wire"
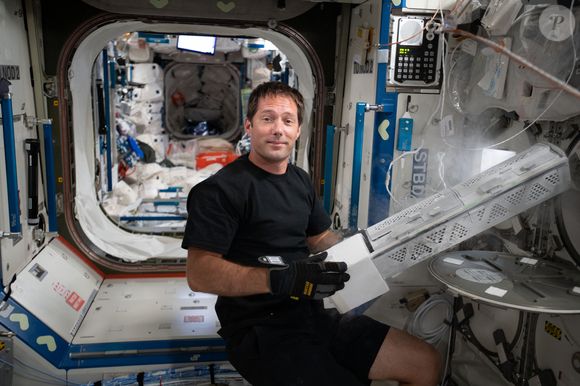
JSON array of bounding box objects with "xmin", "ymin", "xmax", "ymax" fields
[
  {"xmin": 440, "ymin": 1, "xmax": 579, "ymax": 151},
  {"xmin": 386, "ymin": 0, "xmax": 450, "ymax": 207},
  {"xmin": 385, "ymin": 2, "xmax": 448, "ymax": 206},
  {"xmin": 407, "ymin": 294, "xmax": 454, "ymax": 345},
  {"xmin": 437, "ymin": 151, "xmax": 448, "ymax": 189},
  {"xmin": 376, "ymin": 0, "xmax": 464, "ymax": 49},
  {"xmin": 445, "ymin": 40, "xmax": 467, "ymax": 113},
  {"xmin": 385, "ymin": 141, "xmax": 424, "ymax": 206},
  {"xmin": 433, "ymin": 0, "xmax": 449, "ymax": 192},
  {"xmin": 376, "ymin": 10, "xmax": 439, "ymax": 48},
  {"xmin": 440, "ymin": 295, "xmax": 460, "ymax": 386},
  {"xmin": 447, "ymin": 29, "xmax": 580, "ymax": 100},
  {"xmin": 438, "ymin": 1, "xmax": 447, "ymax": 123}
]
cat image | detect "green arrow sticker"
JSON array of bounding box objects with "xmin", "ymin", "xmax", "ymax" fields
[
  {"xmin": 9, "ymin": 313, "xmax": 29, "ymax": 331},
  {"xmin": 150, "ymin": 0, "xmax": 169, "ymax": 9},
  {"xmin": 37, "ymin": 336, "xmax": 57, "ymax": 352},
  {"xmin": 216, "ymin": 1, "xmax": 236, "ymax": 13},
  {"xmin": 378, "ymin": 119, "xmax": 390, "ymax": 141}
]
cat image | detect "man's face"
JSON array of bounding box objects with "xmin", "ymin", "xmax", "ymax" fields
[{"xmin": 245, "ymin": 94, "xmax": 301, "ymax": 172}]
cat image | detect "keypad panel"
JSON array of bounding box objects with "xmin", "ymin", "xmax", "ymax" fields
[{"xmin": 394, "ymin": 34, "xmax": 439, "ymax": 84}]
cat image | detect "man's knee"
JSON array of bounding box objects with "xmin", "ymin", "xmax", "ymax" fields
[
  {"xmin": 403, "ymin": 339, "xmax": 441, "ymax": 386},
  {"xmin": 369, "ymin": 328, "xmax": 442, "ymax": 386},
  {"xmin": 418, "ymin": 343, "xmax": 442, "ymax": 385}
]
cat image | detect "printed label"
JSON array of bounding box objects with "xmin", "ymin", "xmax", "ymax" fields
[
  {"xmin": 410, "ymin": 149, "xmax": 429, "ymax": 198},
  {"xmin": 443, "ymin": 257, "xmax": 464, "ymax": 265},
  {"xmin": 0, "ymin": 65, "xmax": 20, "ymax": 80},
  {"xmin": 440, "ymin": 115, "xmax": 455, "ymax": 137},
  {"xmin": 184, "ymin": 315, "xmax": 205, "ymax": 323},
  {"xmin": 520, "ymin": 257, "xmax": 538, "ymax": 265},
  {"xmin": 456, "ymin": 268, "xmax": 505, "ymax": 284},
  {"xmin": 544, "ymin": 320, "xmax": 562, "ymax": 340},
  {"xmin": 484, "ymin": 286, "xmax": 507, "ymax": 297},
  {"xmin": 66, "ymin": 292, "xmax": 85, "ymax": 311},
  {"xmin": 461, "ymin": 39, "xmax": 477, "ymax": 56}
]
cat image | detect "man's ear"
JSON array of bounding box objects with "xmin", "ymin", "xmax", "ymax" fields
[{"xmin": 244, "ymin": 118, "xmax": 252, "ymax": 134}]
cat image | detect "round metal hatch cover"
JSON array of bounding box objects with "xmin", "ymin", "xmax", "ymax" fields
[{"xmin": 429, "ymin": 250, "xmax": 580, "ymax": 314}]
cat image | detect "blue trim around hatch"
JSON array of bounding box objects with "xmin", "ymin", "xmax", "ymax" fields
[{"xmin": 368, "ymin": 1, "xmax": 398, "ymax": 226}]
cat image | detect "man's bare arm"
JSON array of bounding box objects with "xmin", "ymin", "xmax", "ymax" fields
[
  {"xmin": 186, "ymin": 247, "xmax": 270, "ymax": 296},
  {"xmin": 306, "ymin": 229, "xmax": 344, "ymax": 254}
]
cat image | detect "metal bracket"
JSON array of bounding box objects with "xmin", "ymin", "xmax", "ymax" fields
[
  {"xmin": 0, "ymin": 231, "xmax": 21, "ymax": 240},
  {"xmin": 364, "ymin": 103, "xmax": 384, "ymax": 112},
  {"xmin": 24, "ymin": 116, "xmax": 52, "ymax": 127}
]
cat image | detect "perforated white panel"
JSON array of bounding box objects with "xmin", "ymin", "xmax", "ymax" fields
[{"xmin": 366, "ymin": 144, "xmax": 571, "ymax": 279}]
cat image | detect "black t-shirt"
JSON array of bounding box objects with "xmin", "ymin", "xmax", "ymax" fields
[{"xmin": 181, "ymin": 155, "xmax": 331, "ymax": 336}]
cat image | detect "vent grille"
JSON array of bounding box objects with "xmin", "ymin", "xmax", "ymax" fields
[
  {"xmin": 488, "ymin": 204, "xmax": 508, "ymax": 223},
  {"xmin": 387, "ymin": 248, "xmax": 407, "ymax": 262},
  {"xmin": 528, "ymin": 183, "xmax": 550, "ymax": 201}
]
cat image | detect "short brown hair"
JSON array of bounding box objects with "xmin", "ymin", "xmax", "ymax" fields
[{"xmin": 246, "ymin": 81, "xmax": 304, "ymax": 126}]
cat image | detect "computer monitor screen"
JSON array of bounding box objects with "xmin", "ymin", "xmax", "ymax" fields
[{"xmin": 176, "ymin": 35, "xmax": 216, "ymax": 55}]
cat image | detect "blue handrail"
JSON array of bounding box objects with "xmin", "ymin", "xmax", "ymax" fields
[
  {"xmin": 42, "ymin": 121, "xmax": 58, "ymax": 233},
  {"xmin": 1, "ymin": 93, "xmax": 21, "ymax": 233},
  {"xmin": 349, "ymin": 103, "xmax": 366, "ymax": 229},
  {"xmin": 153, "ymin": 201, "xmax": 181, "ymax": 207},
  {"xmin": 323, "ymin": 124, "xmax": 336, "ymax": 214},
  {"xmin": 159, "ymin": 187, "xmax": 183, "ymax": 193}
]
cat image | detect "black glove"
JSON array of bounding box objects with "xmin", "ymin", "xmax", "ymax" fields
[{"xmin": 261, "ymin": 252, "xmax": 350, "ymax": 300}]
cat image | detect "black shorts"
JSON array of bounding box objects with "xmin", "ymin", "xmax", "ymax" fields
[{"xmin": 224, "ymin": 308, "xmax": 390, "ymax": 386}]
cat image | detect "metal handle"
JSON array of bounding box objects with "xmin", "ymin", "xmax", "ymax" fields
[
  {"xmin": 323, "ymin": 124, "xmax": 336, "ymax": 213},
  {"xmin": 1, "ymin": 93, "xmax": 22, "ymax": 236},
  {"xmin": 349, "ymin": 102, "xmax": 385, "ymax": 229}
]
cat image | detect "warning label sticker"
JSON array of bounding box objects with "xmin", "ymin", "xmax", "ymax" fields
[
  {"xmin": 456, "ymin": 268, "xmax": 505, "ymax": 284},
  {"xmin": 66, "ymin": 291, "xmax": 85, "ymax": 311},
  {"xmin": 184, "ymin": 315, "xmax": 204, "ymax": 323}
]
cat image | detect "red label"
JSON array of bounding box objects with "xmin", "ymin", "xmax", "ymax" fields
[
  {"xmin": 184, "ymin": 315, "xmax": 204, "ymax": 323},
  {"xmin": 66, "ymin": 291, "xmax": 85, "ymax": 311}
]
